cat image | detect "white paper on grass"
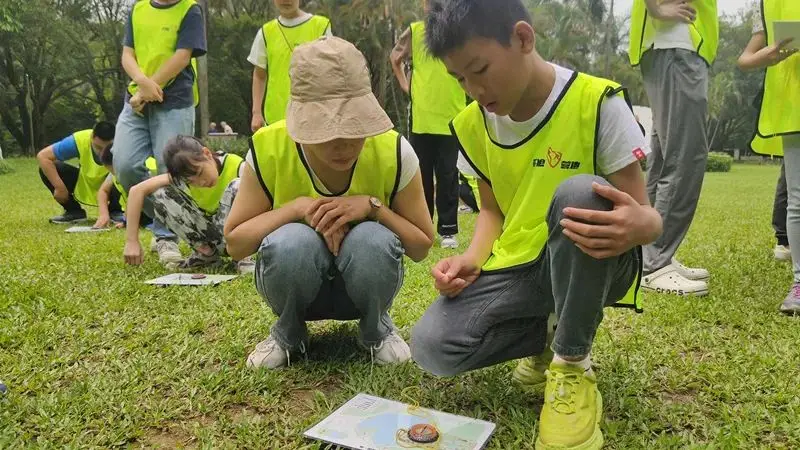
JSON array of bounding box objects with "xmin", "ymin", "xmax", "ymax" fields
[
  {"xmin": 773, "ymin": 21, "xmax": 800, "ymax": 50},
  {"xmin": 144, "ymin": 273, "xmax": 238, "ymax": 286},
  {"xmin": 65, "ymin": 226, "xmax": 113, "ymax": 233},
  {"xmin": 304, "ymin": 393, "xmax": 496, "ymax": 450}
]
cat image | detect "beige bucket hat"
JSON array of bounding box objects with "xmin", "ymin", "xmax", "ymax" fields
[{"xmin": 285, "ymin": 36, "xmax": 394, "ymax": 145}]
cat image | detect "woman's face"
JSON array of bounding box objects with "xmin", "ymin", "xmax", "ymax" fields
[
  {"xmin": 185, "ymin": 148, "xmax": 219, "ymax": 188},
  {"xmin": 305, "ymin": 138, "xmax": 367, "ymax": 172}
]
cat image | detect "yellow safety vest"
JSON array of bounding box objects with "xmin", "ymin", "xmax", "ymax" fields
[
  {"xmin": 251, "ymin": 121, "xmax": 401, "ymax": 210},
  {"xmin": 187, "ymin": 153, "xmax": 243, "ymax": 215},
  {"xmin": 629, "ymin": 0, "xmax": 719, "ymax": 66},
  {"xmin": 128, "ymin": 0, "xmax": 199, "ymax": 106},
  {"xmin": 751, "ymin": 0, "xmax": 800, "ymax": 156},
  {"xmin": 72, "ymin": 129, "xmax": 109, "ymax": 207},
  {"xmin": 263, "ymin": 15, "xmax": 330, "ymax": 125},
  {"xmin": 452, "ymin": 72, "xmax": 642, "ymax": 311},
  {"xmin": 409, "ymin": 21, "xmax": 466, "ymax": 135},
  {"xmin": 113, "ymin": 157, "xmax": 158, "ymax": 211}
]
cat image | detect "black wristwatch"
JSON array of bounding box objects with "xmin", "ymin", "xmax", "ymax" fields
[{"xmin": 368, "ymin": 196, "xmax": 383, "ymax": 221}]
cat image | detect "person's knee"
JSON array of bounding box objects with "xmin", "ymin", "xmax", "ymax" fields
[
  {"xmin": 410, "ymin": 312, "xmax": 466, "ymax": 377},
  {"xmin": 339, "ymin": 222, "xmax": 403, "ymax": 266},
  {"xmin": 548, "ymin": 175, "xmax": 613, "ymax": 224},
  {"xmin": 258, "ymin": 223, "xmax": 325, "ymax": 274},
  {"xmin": 114, "ymin": 155, "xmax": 148, "ymax": 192}
]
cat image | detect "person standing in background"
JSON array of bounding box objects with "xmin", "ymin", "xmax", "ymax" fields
[
  {"xmin": 390, "ymin": 0, "xmax": 465, "ymax": 249},
  {"xmin": 248, "ymin": 0, "xmax": 331, "ymax": 132},
  {"xmin": 113, "ymin": 0, "xmax": 207, "ymax": 268},
  {"xmin": 738, "ymin": 0, "xmax": 800, "ymax": 314},
  {"xmin": 629, "ymin": 0, "xmax": 719, "ymax": 296}
]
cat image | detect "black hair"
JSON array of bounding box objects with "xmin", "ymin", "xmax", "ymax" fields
[
  {"xmin": 100, "ymin": 143, "xmax": 114, "ymax": 166},
  {"xmin": 93, "ymin": 121, "xmax": 115, "ymax": 141},
  {"xmin": 163, "ymin": 135, "xmax": 218, "ymax": 181},
  {"xmin": 425, "ymin": 0, "xmax": 532, "ymax": 59}
]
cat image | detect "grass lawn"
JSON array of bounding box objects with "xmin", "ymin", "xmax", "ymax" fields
[{"xmin": 1, "ymin": 158, "xmax": 798, "ymax": 449}]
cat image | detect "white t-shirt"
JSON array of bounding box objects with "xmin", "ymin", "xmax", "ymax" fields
[
  {"xmin": 247, "ymin": 13, "xmax": 333, "ymax": 69},
  {"xmin": 245, "ymin": 136, "xmax": 420, "ymax": 195},
  {"xmin": 459, "ymin": 64, "xmax": 649, "ymax": 178},
  {"xmin": 750, "ymin": 1, "xmax": 764, "ymax": 34},
  {"xmin": 649, "ymin": 21, "xmax": 695, "ymax": 52}
]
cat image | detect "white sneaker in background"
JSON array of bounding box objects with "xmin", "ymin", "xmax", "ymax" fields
[
  {"xmin": 237, "ymin": 255, "xmax": 256, "ymax": 274},
  {"xmin": 440, "ymin": 235, "xmax": 458, "ymax": 249},
  {"xmin": 774, "ymin": 245, "xmax": 791, "ymax": 262},
  {"xmin": 155, "ymin": 239, "xmax": 182, "ymax": 267},
  {"xmin": 642, "ymin": 265, "xmax": 709, "ymax": 297}
]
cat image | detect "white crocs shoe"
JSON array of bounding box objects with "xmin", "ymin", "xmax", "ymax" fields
[
  {"xmin": 774, "ymin": 245, "xmax": 791, "ymax": 262},
  {"xmin": 247, "ymin": 335, "xmax": 291, "ymax": 369},
  {"xmin": 642, "ymin": 265, "xmax": 708, "ymax": 297},
  {"xmin": 440, "ymin": 236, "xmax": 458, "ymax": 249},
  {"xmin": 367, "ymin": 332, "xmax": 411, "ymax": 366},
  {"xmin": 670, "ymin": 258, "xmax": 710, "ymax": 281}
]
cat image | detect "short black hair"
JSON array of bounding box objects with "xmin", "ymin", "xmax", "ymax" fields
[
  {"xmin": 425, "ymin": 0, "xmax": 532, "ymax": 59},
  {"xmin": 93, "ymin": 121, "xmax": 115, "ymax": 141},
  {"xmin": 100, "ymin": 143, "xmax": 114, "ymax": 166}
]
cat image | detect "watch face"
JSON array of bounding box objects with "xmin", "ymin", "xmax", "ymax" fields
[{"xmin": 370, "ymin": 197, "xmax": 382, "ymax": 208}]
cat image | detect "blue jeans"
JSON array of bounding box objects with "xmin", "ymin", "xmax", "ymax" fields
[
  {"xmin": 255, "ymin": 222, "xmax": 405, "ymax": 351},
  {"xmin": 112, "ymin": 103, "xmax": 195, "ymax": 239}
]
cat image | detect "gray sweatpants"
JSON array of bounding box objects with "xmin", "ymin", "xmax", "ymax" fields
[
  {"xmin": 781, "ymin": 136, "xmax": 800, "ymax": 282},
  {"xmin": 411, "ymin": 175, "xmax": 640, "ymax": 377},
  {"xmin": 640, "ymin": 49, "xmax": 710, "ymax": 273},
  {"xmin": 151, "ymin": 179, "xmax": 239, "ymax": 254}
]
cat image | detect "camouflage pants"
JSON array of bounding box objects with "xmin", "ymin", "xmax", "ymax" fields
[{"xmin": 151, "ymin": 179, "xmax": 239, "ymax": 254}]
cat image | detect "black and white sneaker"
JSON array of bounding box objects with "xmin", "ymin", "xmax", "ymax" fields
[{"xmin": 49, "ymin": 210, "xmax": 87, "ymax": 224}]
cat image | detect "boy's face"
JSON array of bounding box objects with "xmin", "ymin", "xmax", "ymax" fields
[
  {"xmin": 91, "ymin": 136, "xmax": 113, "ymax": 159},
  {"xmin": 442, "ymin": 24, "xmax": 535, "ymax": 117},
  {"xmin": 273, "ymin": 0, "xmax": 300, "ymax": 16}
]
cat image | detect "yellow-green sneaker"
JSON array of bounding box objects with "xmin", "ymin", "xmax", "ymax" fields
[
  {"xmin": 513, "ymin": 346, "xmax": 554, "ymax": 391},
  {"xmin": 535, "ymin": 363, "xmax": 603, "ymax": 450}
]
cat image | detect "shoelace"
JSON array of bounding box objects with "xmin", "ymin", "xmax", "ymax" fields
[{"xmin": 548, "ymin": 371, "xmax": 581, "ymax": 414}]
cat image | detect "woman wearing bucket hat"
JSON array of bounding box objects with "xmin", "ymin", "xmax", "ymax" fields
[{"xmin": 225, "ymin": 36, "xmax": 434, "ymax": 369}]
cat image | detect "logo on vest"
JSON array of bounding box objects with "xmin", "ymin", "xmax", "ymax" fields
[{"xmin": 532, "ymin": 148, "xmax": 581, "ymax": 170}]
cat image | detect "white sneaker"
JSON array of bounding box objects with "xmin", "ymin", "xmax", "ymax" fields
[
  {"xmin": 247, "ymin": 335, "xmax": 291, "ymax": 369},
  {"xmin": 775, "ymin": 245, "xmax": 791, "ymax": 262},
  {"xmin": 642, "ymin": 265, "xmax": 708, "ymax": 297},
  {"xmin": 237, "ymin": 255, "xmax": 256, "ymax": 274},
  {"xmin": 440, "ymin": 235, "xmax": 458, "ymax": 249},
  {"xmin": 367, "ymin": 332, "xmax": 411, "ymax": 366},
  {"xmin": 155, "ymin": 239, "xmax": 182, "ymax": 267},
  {"xmin": 458, "ymin": 205, "xmax": 474, "ymax": 214},
  {"xmin": 670, "ymin": 258, "xmax": 709, "ymax": 281}
]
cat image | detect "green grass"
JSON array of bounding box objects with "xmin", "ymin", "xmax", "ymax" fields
[{"xmin": 1, "ymin": 158, "xmax": 799, "ymax": 449}]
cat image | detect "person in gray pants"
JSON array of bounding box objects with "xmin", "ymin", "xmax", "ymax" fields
[{"xmin": 631, "ymin": 0, "xmax": 719, "ymax": 296}]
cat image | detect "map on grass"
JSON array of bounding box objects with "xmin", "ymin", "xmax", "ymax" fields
[
  {"xmin": 144, "ymin": 273, "xmax": 237, "ymax": 286},
  {"xmin": 304, "ymin": 393, "xmax": 495, "ymax": 450},
  {"xmin": 65, "ymin": 226, "xmax": 112, "ymax": 233}
]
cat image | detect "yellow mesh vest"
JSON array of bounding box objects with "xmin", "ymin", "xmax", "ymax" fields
[
  {"xmin": 250, "ymin": 121, "xmax": 401, "ymax": 209},
  {"xmin": 128, "ymin": 0, "xmax": 199, "ymax": 102},
  {"xmin": 262, "ymin": 15, "xmax": 330, "ymax": 124},
  {"xmin": 72, "ymin": 130, "xmax": 109, "ymax": 206},
  {"xmin": 452, "ymin": 72, "xmax": 642, "ymax": 311},
  {"xmin": 409, "ymin": 21, "xmax": 466, "ymax": 135},
  {"xmin": 629, "ymin": 0, "xmax": 719, "ymax": 66},
  {"xmin": 187, "ymin": 153, "xmax": 243, "ymax": 215},
  {"xmin": 751, "ymin": 0, "xmax": 800, "ymax": 156}
]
